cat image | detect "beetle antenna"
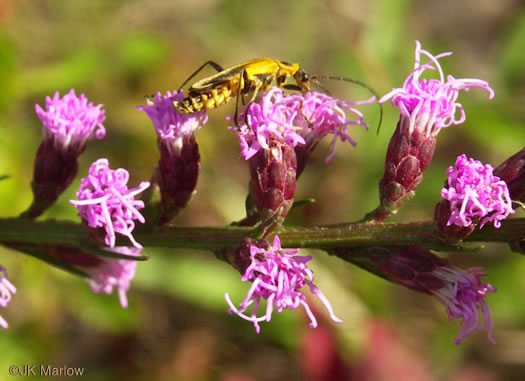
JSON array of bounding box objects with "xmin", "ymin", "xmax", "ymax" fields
[{"xmin": 310, "ymin": 78, "xmax": 332, "ymax": 96}]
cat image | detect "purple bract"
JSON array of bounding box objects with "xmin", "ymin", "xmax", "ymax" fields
[
  {"xmin": 225, "ymin": 235, "xmax": 342, "ymax": 333},
  {"xmin": 441, "ymin": 154, "xmax": 514, "ymax": 228},
  {"xmin": 70, "ymin": 159, "xmax": 150, "ymax": 248}
]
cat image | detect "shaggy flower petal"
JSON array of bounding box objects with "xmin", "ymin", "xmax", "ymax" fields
[
  {"xmin": 441, "ymin": 154, "xmax": 514, "ymax": 228},
  {"xmin": 85, "ymin": 247, "xmax": 141, "ymax": 308},
  {"xmin": 0, "ymin": 266, "xmax": 16, "ymax": 329},
  {"xmin": 137, "ymin": 90, "xmax": 207, "ymax": 155},
  {"xmin": 431, "ymin": 267, "xmax": 496, "ymax": 345},
  {"xmin": 232, "ymin": 88, "xmax": 371, "ymax": 161},
  {"xmin": 70, "ymin": 159, "xmax": 150, "ymax": 248},
  {"xmin": 225, "ymin": 235, "xmax": 342, "ymax": 333},
  {"xmin": 35, "ymin": 89, "xmax": 105, "ymax": 152},
  {"xmin": 379, "ymin": 41, "xmax": 494, "ymax": 137}
]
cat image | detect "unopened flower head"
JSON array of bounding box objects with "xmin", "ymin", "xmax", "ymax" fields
[
  {"xmin": 379, "ymin": 41, "xmax": 494, "ymax": 137},
  {"xmin": 431, "ymin": 266, "xmax": 496, "ymax": 345},
  {"xmin": 85, "ymin": 247, "xmax": 141, "ymax": 308},
  {"xmin": 225, "ymin": 235, "xmax": 342, "ymax": 333},
  {"xmin": 0, "ymin": 266, "xmax": 16, "ymax": 329},
  {"xmin": 35, "ymin": 89, "xmax": 106, "ymax": 152},
  {"xmin": 494, "ymin": 147, "xmax": 525, "ymax": 202},
  {"xmin": 70, "ymin": 159, "xmax": 150, "ymax": 248},
  {"xmin": 137, "ymin": 90, "xmax": 207, "ymax": 155},
  {"xmin": 441, "ymin": 154, "xmax": 514, "ymax": 228},
  {"xmin": 232, "ymin": 88, "xmax": 371, "ymax": 161}
]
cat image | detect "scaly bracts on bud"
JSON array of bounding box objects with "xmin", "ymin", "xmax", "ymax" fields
[
  {"xmin": 330, "ymin": 245, "xmax": 496, "ymax": 344},
  {"xmin": 245, "ymin": 143, "xmax": 297, "ymax": 226},
  {"xmin": 494, "ymin": 147, "xmax": 525, "ymax": 253},
  {"xmin": 232, "ymin": 90, "xmax": 300, "ymax": 227},
  {"xmin": 70, "ymin": 159, "xmax": 150, "ymax": 248},
  {"xmin": 435, "ymin": 154, "xmax": 514, "ymax": 240},
  {"xmin": 494, "ymin": 147, "xmax": 525, "ymax": 201},
  {"xmin": 0, "ymin": 266, "xmax": 16, "ymax": 329},
  {"xmin": 138, "ymin": 91, "xmax": 207, "ymax": 225},
  {"xmin": 372, "ymin": 41, "xmax": 494, "ymax": 221},
  {"xmin": 225, "ymin": 236, "xmax": 342, "ymax": 333},
  {"xmin": 26, "ymin": 90, "xmax": 106, "ymax": 218}
]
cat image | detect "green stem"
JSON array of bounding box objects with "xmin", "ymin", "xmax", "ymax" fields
[{"xmin": 1, "ymin": 217, "xmax": 524, "ymax": 254}]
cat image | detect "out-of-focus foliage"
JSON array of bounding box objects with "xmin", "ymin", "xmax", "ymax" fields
[{"xmin": 0, "ymin": 1, "xmax": 524, "ymax": 380}]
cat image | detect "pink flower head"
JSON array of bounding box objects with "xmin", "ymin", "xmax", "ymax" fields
[
  {"xmin": 379, "ymin": 41, "xmax": 494, "ymax": 137},
  {"xmin": 441, "ymin": 154, "xmax": 514, "ymax": 228},
  {"xmin": 137, "ymin": 90, "xmax": 207, "ymax": 155},
  {"xmin": 232, "ymin": 88, "xmax": 371, "ymax": 161},
  {"xmin": 70, "ymin": 159, "xmax": 150, "ymax": 248},
  {"xmin": 84, "ymin": 247, "xmax": 141, "ymax": 308},
  {"xmin": 224, "ymin": 235, "xmax": 342, "ymax": 333},
  {"xmin": 0, "ymin": 266, "xmax": 16, "ymax": 329},
  {"xmin": 291, "ymin": 90, "xmax": 373, "ymax": 162},
  {"xmin": 35, "ymin": 89, "xmax": 106, "ymax": 152},
  {"xmin": 431, "ymin": 266, "xmax": 496, "ymax": 345}
]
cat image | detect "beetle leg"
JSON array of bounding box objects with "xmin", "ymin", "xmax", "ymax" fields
[
  {"xmin": 234, "ymin": 67, "xmax": 247, "ymax": 127},
  {"xmin": 281, "ymin": 83, "xmax": 304, "ymax": 92}
]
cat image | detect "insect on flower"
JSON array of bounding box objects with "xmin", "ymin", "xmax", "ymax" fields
[{"xmin": 173, "ymin": 57, "xmax": 382, "ymax": 129}]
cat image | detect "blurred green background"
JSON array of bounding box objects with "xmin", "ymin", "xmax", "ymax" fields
[{"xmin": 1, "ymin": 0, "xmax": 525, "ymax": 380}]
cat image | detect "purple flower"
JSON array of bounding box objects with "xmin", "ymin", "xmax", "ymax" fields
[
  {"xmin": 26, "ymin": 90, "xmax": 106, "ymax": 219},
  {"xmin": 441, "ymin": 154, "xmax": 514, "ymax": 228},
  {"xmin": 331, "ymin": 245, "xmax": 496, "ymax": 344},
  {"xmin": 431, "ymin": 267, "xmax": 496, "ymax": 345},
  {"xmin": 138, "ymin": 91, "xmax": 206, "ymax": 224},
  {"xmin": 137, "ymin": 90, "xmax": 207, "ymax": 155},
  {"xmin": 35, "ymin": 89, "xmax": 106, "ymax": 152},
  {"xmin": 84, "ymin": 247, "xmax": 141, "ymax": 308},
  {"xmin": 292, "ymin": 90, "xmax": 373, "ymax": 162},
  {"xmin": 232, "ymin": 88, "xmax": 371, "ymax": 161},
  {"xmin": 0, "ymin": 266, "xmax": 16, "ymax": 329},
  {"xmin": 70, "ymin": 159, "xmax": 150, "ymax": 248},
  {"xmin": 379, "ymin": 41, "xmax": 494, "ymax": 137},
  {"xmin": 224, "ymin": 235, "xmax": 342, "ymax": 333},
  {"xmin": 371, "ymin": 41, "xmax": 495, "ymax": 222}
]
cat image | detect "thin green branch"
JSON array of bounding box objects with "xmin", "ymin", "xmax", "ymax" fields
[{"xmin": 1, "ymin": 217, "xmax": 523, "ymax": 256}]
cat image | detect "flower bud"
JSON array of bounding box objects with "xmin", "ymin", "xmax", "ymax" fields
[{"xmin": 494, "ymin": 147, "xmax": 525, "ymax": 201}]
